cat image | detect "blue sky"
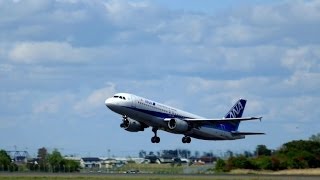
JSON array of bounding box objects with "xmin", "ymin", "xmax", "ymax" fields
[{"xmin": 1, "ymin": 0, "xmax": 320, "ymax": 157}]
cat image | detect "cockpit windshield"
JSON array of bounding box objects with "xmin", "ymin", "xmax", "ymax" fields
[{"xmin": 113, "ymin": 95, "xmax": 126, "ymax": 100}]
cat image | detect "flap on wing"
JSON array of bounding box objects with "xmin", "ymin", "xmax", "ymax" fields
[
  {"xmin": 184, "ymin": 116, "xmax": 262, "ymax": 122},
  {"xmin": 231, "ymin": 131, "xmax": 265, "ymax": 135}
]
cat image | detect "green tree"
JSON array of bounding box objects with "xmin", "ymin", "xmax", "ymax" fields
[
  {"xmin": 215, "ymin": 159, "xmax": 227, "ymax": 172},
  {"xmin": 252, "ymin": 156, "xmax": 275, "ymax": 170},
  {"xmin": 38, "ymin": 147, "xmax": 48, "ymax": 161},
  {"xmin": 228, "ymin": 156, "xmax": 253, "ymax": 169},
  {"xmin": 255, "ymin": 145, "xmax": 272, "ymax": 156},
  {"xmin": 48, "ymin": 149, "xmax": 63, "ymax": 172},
  {"xmin": 244, "ymin": 150, "xmax": 253, "ymax": 158},
  {"xmin": 0, "ymin": 150, "xmax": 11, "ymax": 171},
  {"xmin": 61, "ymin": 159, "xmax": 80, "ymax": 172},
  {"xmin": 252, "ymin": 156, "xmax": 281, "ymax": 171},
  {"xmin": 278, "ymin": 140, "xmax": 320, "ymax": 155},
  {"xmin": 37, "ymin": 147, "xmax": 48, "ymax": 171},
  {"xmin": 278, "ymin": 140, "xmax": 320, "ymax": 169},
  {"xmin": 287, "ymin": 157, "xmax": 308, "ymax": 169},
  {"xmin": 226, "ymin": 150, "xmax": 234, "ymax": 158},
  {"xmin": 309, "ymin": 133, "xmax": 320, "ymax": 142}
]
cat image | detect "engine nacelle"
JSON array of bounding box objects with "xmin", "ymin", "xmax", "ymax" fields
[
  {"xmin": 120, "ymin": 117, "xmax": 144, "ymax": 132},
  {"xmin": 167, "ymin": 118, "xmax": 189, "ymax": 133}
]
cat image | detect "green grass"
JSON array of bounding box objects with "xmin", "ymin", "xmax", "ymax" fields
[
  {"xmin": 0, "ymin": 175, "xmax": 247, "ymax": 180},
  {"xmin": 0, "ymin": 174, "xmax": 219, "ymax": 180},
  {"xmin": 116, "ymin": 163, "xmax": 185, "ymax": 174}
]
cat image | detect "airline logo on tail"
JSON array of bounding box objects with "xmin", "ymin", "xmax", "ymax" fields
[{"xmin": 224, "ymin": 99, "xmax": 246, "ymax": 118}]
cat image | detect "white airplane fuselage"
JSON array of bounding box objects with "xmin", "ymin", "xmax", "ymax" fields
[{"xmin": 105, "ymin": 93, "xmax": 248, "ymax": 143}]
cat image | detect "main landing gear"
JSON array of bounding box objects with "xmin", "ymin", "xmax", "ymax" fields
[
  {"xmin": 151, "ymin": 127, "xmax": 160, "ymax": 143},
  {"xmin": 182, "ymin": 136, "xmax": 191, "ymax": 143}
]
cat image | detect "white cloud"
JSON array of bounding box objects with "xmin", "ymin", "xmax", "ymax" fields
[
  {"xmin": 33, "ymin": 97, "xmax": 61, "ymax": 114},
  {"xmin": 50, "ymin": 9, "xmax": 89, "ymax": 23},
  {"xmin": 0, "ymin": 64, "xmax": 13, "ymax": 73},
  {"xmin": 73, "ymin": 83, "xmax": 116, "ymax": 115},
  {"xmin": 251, "ymin": 4, "xmax": 287, "ymax": 25},
  {"xmin": 104, "ymin": 0, "xmax": 163, "ymax": 28},
  {"xmin": 157, "ymin": 14, "xmax": 210, "ymax": 44},
  {"xmin": 9, "ymin": 41, "xmax": 85, "ymax": 63},
  {"xmin": 284, "ymin": 71, "xmax": 320, "ymax": 91},
  {"xmin": 186, "ymin": 76, "xmax": 270, "ymax": 95},
  {"xmin": 1, "ymin": 0, "xmax": 320, "ymax": 154},
  {"xmin": 212, "ymin": 23, "xmax": 268, "ymax": 45},
  {"xmin": 287, "ymin": 0, "xmax": 320, "ymax": 23},
  {"xmin": 281, "ymin": 46, "xmax": 320, "ymax": 72},
  {"xmin": 32, "ymin": 93, "xmax": 76, "ymax": 115},
  {"xmin": 7, "ymin": 41, "xmax": 119, "ymax": 64}
]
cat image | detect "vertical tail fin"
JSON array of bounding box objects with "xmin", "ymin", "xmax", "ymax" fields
[
  {"xmin": 223, "ymin": 99, "xmax": 246, "ymax": 131},
  {"xmin": 224, "ymin": 99, "xmax": 246, "ymax": 118}
]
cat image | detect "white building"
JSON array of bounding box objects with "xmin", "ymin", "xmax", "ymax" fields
[{"xmin": 80, "ymin": 157, "xmax": 101, "ymax": 168}]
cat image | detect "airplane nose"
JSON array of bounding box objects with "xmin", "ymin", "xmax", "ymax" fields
[{"xmin": 105, "ymin": 98, "xmax": 113, "ymax": 108}]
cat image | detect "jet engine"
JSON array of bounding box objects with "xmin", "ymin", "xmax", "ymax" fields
[
  {"xmin": 120, "ymin": 117, "xmax": 145, "ymax": 132},
  {"xmin": 167, "ymin": 118, "xmax": 189, "ymax": 133}
]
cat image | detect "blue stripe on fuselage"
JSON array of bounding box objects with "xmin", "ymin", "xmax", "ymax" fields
[
  {"xmin": 124, "ymin": 106, "xmax": 192, "ymax": 119},
  {"xmin": 122, "ymin": 106, "xmax": 236, "ymax": 132}
]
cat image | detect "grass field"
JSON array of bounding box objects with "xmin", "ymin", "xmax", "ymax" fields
[
  {"xmin": 80, "ymin": 163, "xmax": 212, "ymax": 174},
  {"xmin": 1, "ymin": 173, "xmax": 320, "ymax": 180},
  {"xmin": 230, "ymin": 168, "xmax": 320, "ymax": 175},
  {"xmin": 113, "ymin": 163, "xmax": 186, "ymax": 174},
  {"xmin": 0, "ymin": 175, "xmax": 213, "ymax": 180},
  {"xmin": 1, "ymin": 167, "xmax": 320, "ymax": 180}
]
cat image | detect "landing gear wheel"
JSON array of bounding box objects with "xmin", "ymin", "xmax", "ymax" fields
[
  {"xmin": 155, "ymin": 136, "xmax": 160, "ymax": 143},
  {"xmin": 151, "ymin": 136, "xmax": 160, "ymax": 143},
  {"xmin": 151, "ymin": 127, "xmax": 160, "ymax": 143},
  {"xmin": 186, "ymin": 136, "xmax": 191, "ymax": 143},
  {"xmin": 182, "ymin": 137, "xmax": 186, "ymax": 143},
  {"xmin": 182, "ymin": 136, "xmax": 191, "ymax": 143},
  {"xmin": 151, "ymin": 136, "xmax": 156, "ymax": 143}
]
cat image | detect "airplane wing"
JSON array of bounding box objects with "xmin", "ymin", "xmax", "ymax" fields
[
  {"xmin": 231, "ymin": 131, "xmax": 265, "ymax": 135},
  {"xmin": 183, "ymin": 116, "xmax": 262, "ymax": 123}
]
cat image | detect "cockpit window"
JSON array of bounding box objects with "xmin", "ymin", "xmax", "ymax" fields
[{"xmin": 113, "ymin": 95, "xmax": 126, "ymax": 100}]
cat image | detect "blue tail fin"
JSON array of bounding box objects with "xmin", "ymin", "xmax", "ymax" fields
[
  {"xmin": 222, "ymin": 99, "xmax": 246, "ymax": 131},
  {"xmin": 224, "ymin": 99, "xmax": 246, "ymax": 118}
]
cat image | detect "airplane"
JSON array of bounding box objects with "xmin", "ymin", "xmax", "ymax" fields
[{"xmin": 105, "ymin": 93, "xmax": 264, "ymax": 143}]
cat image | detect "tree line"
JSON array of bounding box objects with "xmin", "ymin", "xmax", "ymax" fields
[
  {"xmin": 0, "ymin": 147, "xmax": 80, "ymax": 172},
  {"xmin": 1, "ymin": 133, "xmax": 320, "ymax": 172},
  {"xmin": 215, "ymin": 133, "xmax": 320, "ymax": 172}
]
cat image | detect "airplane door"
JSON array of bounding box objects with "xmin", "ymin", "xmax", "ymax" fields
[
  {"xmin": 130, "ymin": 95, "xmax": 136, "ymax": 108},
  {"xmin": 129, "ymin": 95, "xmax": 139, "ymax": 118}
]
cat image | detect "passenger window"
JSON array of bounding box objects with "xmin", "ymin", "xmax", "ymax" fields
[{"xmin": 123, "ymin": 97, "xmax": 126, "ymax": 100}]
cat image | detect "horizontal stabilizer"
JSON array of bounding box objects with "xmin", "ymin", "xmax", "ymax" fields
[{"xmin": 231, "ymin": 131, "xmax": 265, "ymax": 135}]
